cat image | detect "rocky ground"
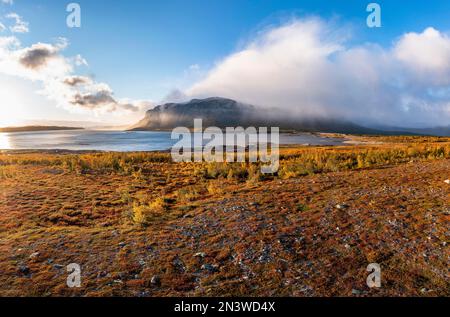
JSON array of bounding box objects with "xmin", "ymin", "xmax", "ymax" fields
[{"xmin": 0, "ymin": 153, "xmax": 448, "ymax": 297}]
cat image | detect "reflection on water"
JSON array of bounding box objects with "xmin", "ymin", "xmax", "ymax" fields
[
  {"xmin": 0, "ymin": 133, "xmax": 10, "ymax": 149},
  {"xmin": 0, "ymin": 130, "xmax": 344, "ymax": 151}
]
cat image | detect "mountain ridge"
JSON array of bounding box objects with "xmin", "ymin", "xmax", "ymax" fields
[{"xmin": 130, "ymin": 97, "xmax": 446, "ymax": 136}]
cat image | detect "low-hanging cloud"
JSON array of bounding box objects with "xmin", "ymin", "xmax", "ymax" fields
[{"xmin": 187, "ymin": 18, "xmax": 450, "ymax": 127}]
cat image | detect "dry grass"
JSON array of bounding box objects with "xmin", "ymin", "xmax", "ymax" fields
[{"xmin": 0, "ymin": 135, "xmax": 448, "ymax": 296}]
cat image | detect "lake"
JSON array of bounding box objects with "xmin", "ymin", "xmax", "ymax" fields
[{"xmin": 0, "ymin": 130, "xmax": 345, "ymax": 151}]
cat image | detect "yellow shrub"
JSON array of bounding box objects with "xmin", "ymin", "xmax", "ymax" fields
[
  {"xmin": 207, "ymin": 180, "xmax": 224, "ymax": 195},
  {"xmin": 132, "ymin": 197, "xmax": 167, "ymax": 225}
]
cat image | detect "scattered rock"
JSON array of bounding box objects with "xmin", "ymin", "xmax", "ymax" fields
[
  {"xmin": 146, "ymin": 245, "xmax": 154, "ymax": 252},
  {"xmin": 258, "ymin": 245, "xmax": 272, "ymax": 263},
  {"xmin": 351, "ymin": 289, "xmax": 363, "ymax": 295},
  {"xmin": 172, "ymin": 257, "xmax": 186, "ymax": 273},
  {"xmin": 53, "ymin": 264, "xmax": 64, "ymax": 270},
  {"xmin": 297, "ymin": 285, "xmax": 314, "ymax": 296},
  {"xmin": 18, "ymin": 265, "xmax": 30, "ymax": 276},
  {"xmin": 118, "ymin": 242, "xmax": 127, "ymax": 248},
  {"xmin": 444, "ymin": 179, "xmax": 450, "ymax": 184},
  {"xmin": 194, "ymin": 252, "xmax": 206, "ymax": 258},
  {"xmin": 335, "ymin": 204, "xmax": 349, "ymax": 210},
  {"xmin": 201, "ymin": 264, "xmax": 219, "ymax": 273},
  {"xmin": 151, "ymin": 275, "xmax": 161, "ymax": 286},
  {"xmin": 29, "ymin": 252, "xmax": 40, "ymax": 260}
]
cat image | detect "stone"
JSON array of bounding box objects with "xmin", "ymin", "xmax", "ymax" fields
[
  {"xmin": 151, "ymin": 275, "xmax": 161, "ymax": 286},
  {"xmin": 29, "ymin": 252, "xmax": 40, "ymax": 260},
  {"xmin": 335, "ymin": 204, "xmax": 349, "ymax": 210},
  {"xmin": 352, "ymin": 289, "xmax": 362, "ymax": 295},
  {"xmin": 18, "ymin": 265, "xmax": 30, "ymax": 276},
  {"xmin": 201, "ymin": 264, "xmax": 219, "ymax": 273}
]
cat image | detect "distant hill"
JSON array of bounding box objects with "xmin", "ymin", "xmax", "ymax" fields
[
  {"xmin": 130, "ymin": 97, "xmax": 418, "ymax": 135},
  {"xmin": 0, "ymin": 126, "xmax": 84, "ymax": 133},
  {"xmin": 370, "ymin": 125, "xmax": 450, "ymax": 137}
]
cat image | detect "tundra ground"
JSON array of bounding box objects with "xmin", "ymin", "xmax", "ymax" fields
[{"xmin": 0, "ymin": 136, "xmax": 448, "ymax": 296}]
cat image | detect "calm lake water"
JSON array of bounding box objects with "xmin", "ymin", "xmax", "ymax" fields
[{"xmin": 0, "ymin": 130, "xmax": 344, "ymax": 151}]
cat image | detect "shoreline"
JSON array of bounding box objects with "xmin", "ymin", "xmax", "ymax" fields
[
  {"xmin": 0, "ymin": 131, "xmax": 352, "ymax": 153},
  {"xmin": 0, "ymin": 144, "xmax": 333, "ymax": 155}
]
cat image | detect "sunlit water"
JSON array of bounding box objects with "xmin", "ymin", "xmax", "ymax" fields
[{"xmin": 0, "ymin": 130, "xmax": 344, "ymax": 151}]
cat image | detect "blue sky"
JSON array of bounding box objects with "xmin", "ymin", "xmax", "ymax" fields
[
  {"xmin": 1, "ymin": 0, "xmax": 450, "ymax": 127},
  {"xmin": 7, "ymin": 0, "xmax": 450, "ymax": 100}
]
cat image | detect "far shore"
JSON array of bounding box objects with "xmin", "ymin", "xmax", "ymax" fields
[{"xmin": 0, "ymin": 126, "xmax": 84, "ymax": 133}]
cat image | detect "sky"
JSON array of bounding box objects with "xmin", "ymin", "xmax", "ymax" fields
[{"xmin": 1, "ymin": 0, "xmax": 450, "ymax": 127}]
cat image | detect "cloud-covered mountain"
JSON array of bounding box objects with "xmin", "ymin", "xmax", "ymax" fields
[
  {"xmin": 131, "ymin": 97, "xmax": 414, "ymax": 134},
  {"xmin": 186, "ymin": 18, "xmax": 450, "ymax": 128}
]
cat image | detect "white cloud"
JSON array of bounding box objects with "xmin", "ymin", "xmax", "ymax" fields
[
  {"xmin": 0, "ymin": 35, "xmax": 152, "ymax": 115},
  {"xmin": 74, "ymin": 54, "xmax": 88, "ymax": 66},
  {"xmin": 6, "ymin": 13, "xmax": 29, "ymax": 33},
  {"xmin": 394, "ymin": 27, "xmax": 450, "ymax": 85},
  {"xmin": 0, "ymin": 22, "xmax": 5, "ymax": 32},
  {"xmin": 187, "ymin": 18, "xmax": 450, "ymax": 127},
  {"xmin": 189, "ymin": 64, "xmax": 200, "ymax": 71},
  {"xmin": 1, "ymin": 0, "xmax": 14, "ymax": 5}
]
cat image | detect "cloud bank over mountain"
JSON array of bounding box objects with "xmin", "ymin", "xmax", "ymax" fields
[{"xmin": 187, "ymin": 18, "xmax": 450, "ymax": 128}]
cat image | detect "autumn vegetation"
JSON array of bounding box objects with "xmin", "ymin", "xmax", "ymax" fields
[{"xmin": 0, "ymin": 136, "xmax": 448, "ymax": 296}]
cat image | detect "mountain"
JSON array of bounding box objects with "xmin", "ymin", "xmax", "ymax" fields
[
  {"xmin": 130, "ymin": 97, "xmax": 255, "ymax": 130},
  {"xmin": 370, "ymin": 125, "xmax": 450, "ymax": 137},
  {"xmin": 130, "ymin": 97, "xmax": 391, "ymax": 134}
]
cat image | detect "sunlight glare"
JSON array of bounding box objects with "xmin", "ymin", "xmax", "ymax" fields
[
  {"xmin": 0, "ymin": 133, "xmax": 11, "ymax": 150},
  {"xmin": 0, "ymin": 81, "xmax": 25, "ymax": 127}
]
